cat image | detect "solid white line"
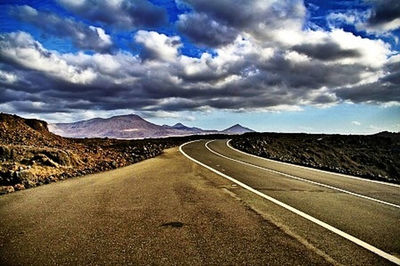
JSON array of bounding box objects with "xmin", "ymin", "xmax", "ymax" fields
[
  {"xmin": 226, "ymin": 139, "xmax": 400, "ymax": 188},
  {"xmin": 179, "ymin": 140, "xmax": 400, "ymax": 265},
  {"xmin": 204, "ymin": 141, "xmax": 400, "ymax": 209}
]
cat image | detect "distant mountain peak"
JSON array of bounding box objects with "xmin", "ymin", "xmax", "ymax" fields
[
  {"xmin": 222, "ymin": 124, "xmax": 255, "ymax": 134},
  {"xmin": 171, "ymin": 122, "xmax": 191, "ymax": 129},
  {"xmin": 173, "ymin": 122, "xmax": 186, "ymax": 127}
]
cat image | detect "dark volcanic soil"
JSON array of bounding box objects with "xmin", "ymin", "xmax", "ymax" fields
[
  {"xmin": 231, "ymin": 132, "xmax": 400, "ymax": 184},
  {"xmin": 0, "ymin": 113, "xmax": 223, "ymax": 194}
]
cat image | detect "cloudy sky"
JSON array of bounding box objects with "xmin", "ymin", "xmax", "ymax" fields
[{"xmin": 0, "ymin": 0, "xmax": 399, "ymax": 133}]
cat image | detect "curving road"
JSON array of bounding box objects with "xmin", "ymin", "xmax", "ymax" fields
[
  {"xmin": 180, "ymin": 139, "xmax": 400, "ymax": 265},
  {"xmin": 1, "ymin": 140, "xmax": 399, "ymax": 265},
  {"xmin": 0, "ymin": 147, "xmax": 335, "ymax": 265}
]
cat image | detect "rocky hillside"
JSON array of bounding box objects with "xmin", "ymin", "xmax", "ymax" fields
[
  {"xmin": 0, "ymin": 113, "xmax": 205, "ymax": 194},
  {"xmin": 231, "ymin": 132, "xmax": 400, "ymax": 184}
]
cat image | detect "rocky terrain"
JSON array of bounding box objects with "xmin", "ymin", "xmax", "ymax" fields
[
  {"xmin": 0, "ymin": 113, "xmax": 218, "ymax": 195},
  {"xmin": 49, "ymin": 114, "xmax": 254, "ymax": 138},
  {"xmin": 231, "ymin": 132, "xmax": 400, "ymax": 184}
]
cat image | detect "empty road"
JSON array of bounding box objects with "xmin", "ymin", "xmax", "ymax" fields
[
  {"xmin": 181, "ymin": 139, "xmax": 400, "ymax": 265},
  {"xmin": 0, "ymin": 147, "xmax": 332, "ymax": 265},
  {"xmin": 1, "ymin": 141, "xmax": 399, "ymax": 265}
]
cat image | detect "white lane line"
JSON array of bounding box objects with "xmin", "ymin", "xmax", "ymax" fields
[
  {"xmin": 205, "ymin": 140, "xmax": 400, "ymax": 209},
  {"xmin": 179, "ymin": 140, "xmax": 400, "ymax": 265},
  {"xmin": 227, "ymin": 139, "xmax": 400, "ymax": 188}
]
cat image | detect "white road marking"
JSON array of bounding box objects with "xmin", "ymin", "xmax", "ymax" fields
[
  {"xmin": 227, "ymin": 139, "xmax": 400, "ymax": 188},
  {"xmin": 179, "ymin": 140, "xmax": 400, "ymax": 265},
  {"xmin": 205, "ymin": 140, "xmax": 400, "ymax": 209}
]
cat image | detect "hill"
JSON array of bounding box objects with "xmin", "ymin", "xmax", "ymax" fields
[
  {"xmin": 49, "ymin": 114, "xmax": 254, "ymax": 138},
  {"xmin": 222, "ymin": 124, "xmax": 255, "ymax": 134},
  {"xmin": 49, "ymin": 114, "xmax": 178, "ymax": 139}
]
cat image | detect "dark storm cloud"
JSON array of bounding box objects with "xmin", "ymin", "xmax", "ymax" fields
[
  {"xmin": 383, "ymin": 69, "xmax": 400, "ymax": 84},
  {"xmin": 7, "ymin": 101, "xmax": 71, "ymax": 113},
  {"xmin": 335, "ymin": 80, "xmax": 400, "ymax": 103},
  {"xmin": 174, "ymin": 0, "xmax": 307, "ymax": 47},
  {"xmin": 56, "ymin": 0, "xmax": 167, "ymax": 29},
  {"xmin": 176, "ymin": 12, "xmax": 238, "ymax": 47},
  {"xmin": 336, "ymin": 59, "xmax": 400, "ymax": 103},
  {"xmin": 366, "ymin": 0, "xmax": 400, "ymax": 26},
  {"xmin": 181, "ymin": 0, "xmax": 300, "ymax": 28},
  {"xmin": 10, "ymin": 5, "xmax": 112, "ymax": 52},
  {"xmin": 0, "ymin": 89, "xmax": 26, "ymax": 104},
  {"xmin": 255, "ymin": 51, "xmax": 366, "ymax": 89},
  {"xmin": 179, "ymin": 0, "xmax": 305, "ymax": 37},
  {"xmin": 292, "ymin": 41, "xmax": 361, "ymax": 61}
]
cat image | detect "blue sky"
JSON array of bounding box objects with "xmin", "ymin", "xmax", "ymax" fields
[{"xmin": 0, "ymin": 0, "xmax": 399, "ymax": 133}]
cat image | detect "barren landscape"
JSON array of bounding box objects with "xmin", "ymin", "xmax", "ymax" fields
[
  {"xmin": 1, "ymin": 113, "xmax": 399, "ymax": 265},
  {"xmin": 1, "ymin": 0, "xmax": 399, "ymax": 264},
  {"xmin": 231, "ymin": 132, "xmax": 400, "ymax": 184},
  {"xmin": 1, "ymin": 113, "xmax": 399, "ymax": 196},
  {"xmin": 0, "ymin": 113, "xmax": 213, "ymax": 194}
]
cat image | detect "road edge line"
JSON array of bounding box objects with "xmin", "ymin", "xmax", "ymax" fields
[
  {"xmin": 179, "ymin": 140, "xmax": 400, "ymax": 265},
  {"xmin": 205, "ymin": 141, "xmax": 400, "ymax": 209},
  {"xmin": 226, "ymin": 139, "xmax": 400, "ymax": 188}
]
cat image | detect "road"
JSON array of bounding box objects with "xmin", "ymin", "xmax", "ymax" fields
[
  {"xmin": 181, "ymin": 139, "xmax": 400, "ymax": 265},
  {"xmin": 0, "ymin": 147, "xmax": 331, "ymax": 265},
  {"xmin": 1, "ymin": 141, "xmax": 399, "ymax": 265}
]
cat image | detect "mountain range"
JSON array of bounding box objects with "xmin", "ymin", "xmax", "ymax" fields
[{"xmin": 48, "ymin": 114, "xmax": 255, "ymax": 139}]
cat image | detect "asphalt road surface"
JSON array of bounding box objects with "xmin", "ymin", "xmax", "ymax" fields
[
  {"xmin": 0, "ymin": 147, "xmax": 332, "ymax": 265},
  {"xmin": 1, "ymin": 141, "xmax": 399, "ymax": 265},
  {"xmin": 181, "ymin": 139, "xmax": 400, "ymax": 265}
]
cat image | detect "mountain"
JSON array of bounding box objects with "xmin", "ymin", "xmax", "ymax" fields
[
  {"xmin": 49, "ymin": 114, "xmax": 182, "ymax": 139},
  {"xmin": 171, "ymin": 123, "xmax": 194, "ymax": 131},
  {"xmin": 49, "ymin": 114, "xmax": 255, "ymax": 139},
  {"xmin": 170, "ymin": 123, "xmax": 215, "ymax": 134},
  {"xmin": 222, "ymin": 124, "xmax": 255, "ymax": 134}
]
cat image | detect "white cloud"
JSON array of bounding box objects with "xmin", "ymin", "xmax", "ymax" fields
[
  {"xmin": 135, "ymin": 30, "xmax": 182, "ymax": 62},
  {"xmin": 0, "ymin": 32, "xmax": 96, "ymax": 84},
  {"xmin": 329, "ymin": 29, "xmax": 390, "ymax": 67},
  {"xmin": 88, "ymin": 26, "xmax": 112, "ymax": 48},
  {"xmin": 352, "ymin": 121, "xmax": 361, "ymax": 126},
  {"xmin": 0, "ymin": 70, "xmax": 18, "ymax": 84}
]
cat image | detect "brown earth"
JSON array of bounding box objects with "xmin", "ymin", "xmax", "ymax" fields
[{"xmin": 231, "ymin": 132, "xmax": 400, "ymax": 184}]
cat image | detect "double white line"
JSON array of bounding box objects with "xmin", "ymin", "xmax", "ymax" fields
[
  {"xmin": 212, "ymin": 140, "xmax": 400, "ymax": 209},
  {"xmin": 179, "ymin": 140, "xmax": 400, "ymax": 265},
  {"xmin": 226, "ymin": 139, "xmax": 400, "ymax": 189}
]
